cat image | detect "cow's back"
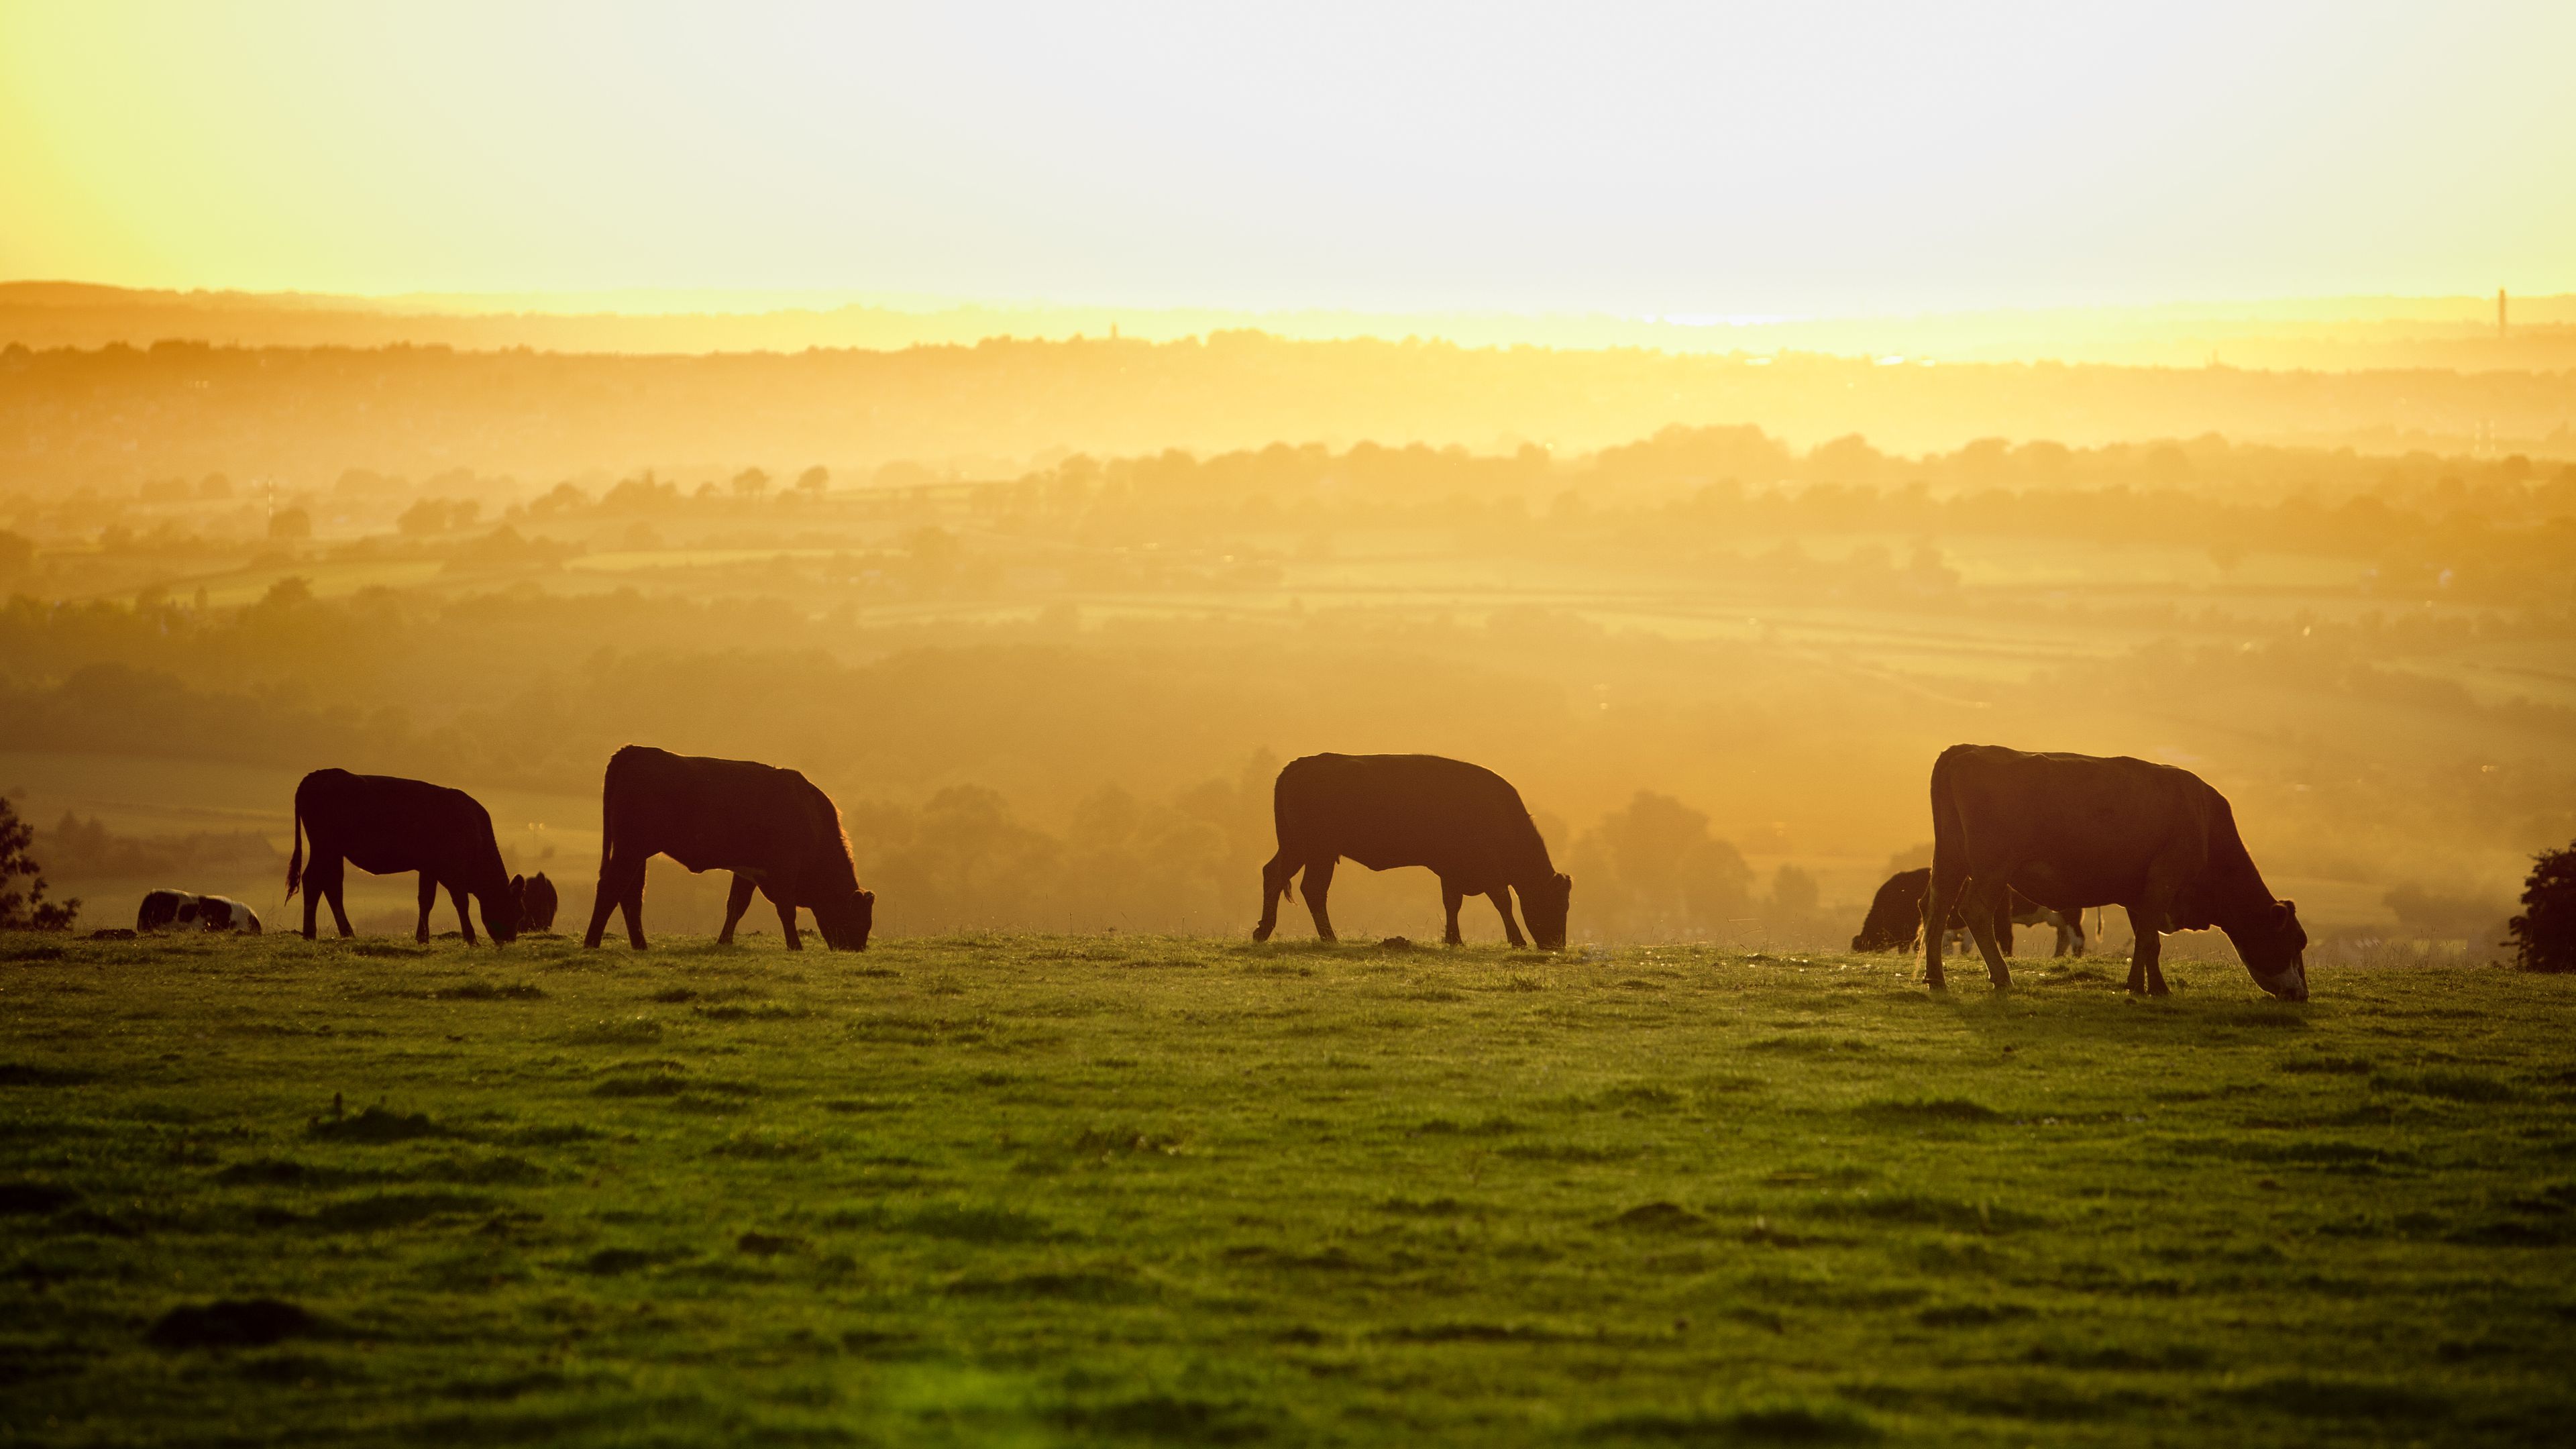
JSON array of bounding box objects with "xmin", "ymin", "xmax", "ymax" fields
[
  {"xmin": 1936, "ymin": 745, "xmax": 2214, "ymax": 908},
  {"xmin": 604, "ymin": 746, "xmax": 852, "ymax": 884},
  {"xmin": 299, "ymin": 769, "xmax": 498, "ymax": 877},
  {"xmin": 1276, "ymin": 753, "xmax": 1546, "ymax": 878}
]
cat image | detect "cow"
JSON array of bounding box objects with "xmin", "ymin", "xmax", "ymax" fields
[
  {"xmin": 286, "ymin": 769, "xmax": 522, "ymax": 946},
  {"xmin": 581, "ymin": 745, "xmax": 873, "ymax": 951},
  {"xmin": 1253, "ymin": 753, "xmax": 1571, "ymax": 951},
  {"xmin": 137, "ymin": 890, "xmax": 262, "ymax": 934},
  {"xmin": 1924, "ymin": 744, "xmax": 2306, "ymax": 1000},
  {"xmin": 517, "ymin": 871, "xmax": 559, "ymax": 932},
  {"xmin": 1851, "ymin": 868, "xmax": 2086, "ymax": 957}
]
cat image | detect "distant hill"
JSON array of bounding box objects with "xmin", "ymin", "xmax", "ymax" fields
[
  {"xmin": 5, "ymin": 281, "xmax": 2575, "ymax": 372},
  {"xmin": 4, "ymin": 328, "xmax": 2573, "ymax": 492}
]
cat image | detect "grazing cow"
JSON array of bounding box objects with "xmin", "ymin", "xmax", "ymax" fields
[
  {"xmin": 287, "ymin": 769, "xmax": 522, "ymax": 946},
  {"xmin": 1253, "ymin": 753, "xmax": 1571, "ymax": 950},
  {"xmin": 138, "ymin": 890, "xmax": 262, "ymax": 934},
  {"xmin": 1925, "ymin": 744, "xmax": 2306, "ymax": 999},
  {"xmin": 517, "ymin": 871, "xmax": 559, "ymax": 932},
  {"xmin": 1851, "ymin": 869, "xmax": 2085, "ymax": 957},
  {"xmin": 582, "ymin": 745, "xmax": 873, "ymax": 951}
]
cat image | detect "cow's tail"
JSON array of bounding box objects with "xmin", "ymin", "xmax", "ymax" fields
[
  {"xmin": 1924, "ymin": 746, "xmax": 1972, "ymax": 953},
  {"xmin": 597, "ymin": 765, "xmax": 618, "ymax": 877},
  {"xmin": 286, "ymin": 798, "xmax": 305, "ymax": 900},
  {"xmin": 1927, "ymin": 747, "xmax": 1968, "ymax": 881}
]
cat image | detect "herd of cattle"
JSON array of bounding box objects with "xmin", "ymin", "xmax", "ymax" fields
[{"xmin": 123, "ymin": 741, "xmax": 2310, "ymax": 1000}]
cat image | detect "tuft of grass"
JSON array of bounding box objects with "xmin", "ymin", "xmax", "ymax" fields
[{"xmin": 1853, "ymin": 1097, "xmax": 2000, "ymax": 1124}]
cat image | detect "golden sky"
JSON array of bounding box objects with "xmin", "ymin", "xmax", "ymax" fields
[{"xmin": 3, "ymin": 1, "xmax": 2571, "ymax": 315}]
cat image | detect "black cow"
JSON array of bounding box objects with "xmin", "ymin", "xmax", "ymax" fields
[
  {"xmin": 138, "ymin": 890, "xmax": 262, "ymax": 934},
  {"xmin": 518, "ymin": 871, "xmax": 559, "ymax": 931},
  {"xmin": 1851, "ymin": 868, "xmax": 2085, "ymax": 957},
  {"xmin": 581, "ymin": 745, "xmax": 874, "ymax": 951},
  {"xmin": 1253, "ymin": 753, "xmax": 1571, "ymax": 950},
  {"xmin": 287, "ymin": 769, "xmax": 522, "ymax": 945},
  {"xmin": 1925, "ymin": 744, "xmax": 2305, "ymax": 998}
]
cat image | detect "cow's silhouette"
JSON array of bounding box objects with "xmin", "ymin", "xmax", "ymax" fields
[
  {"xmin": 582, "ymin": 745, "xmax": 873, "ymax": 951},
  {"xmin": 1852, "ymin": 868, "xmax": 2084, "ymax": 956},
  {"xmin": 1925, "ymin": 744, "xmax": 2304, "ymax": 998},
  {"xmin": 287, "ymin": 769, "xmax": 521, "ymax": 945},
  {"xmin": 1254, "ymin": 753, "xmax": 1570, "ymax": 950}
]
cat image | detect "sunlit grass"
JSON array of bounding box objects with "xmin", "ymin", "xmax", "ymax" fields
[{"xmin": 5, "ymin": 930, "xmax": 2574, "ymax": 1444}]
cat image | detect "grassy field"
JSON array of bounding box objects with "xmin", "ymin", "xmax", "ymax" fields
[{"xmin": 5, "ymin": 930, "xmax": 2575, "ymax": 1446}]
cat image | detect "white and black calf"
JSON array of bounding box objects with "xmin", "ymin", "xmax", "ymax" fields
[{"xmin": 137, "ymin": 890, "xmax": 262, "ymax": 933}]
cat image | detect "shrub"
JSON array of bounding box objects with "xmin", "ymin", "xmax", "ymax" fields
[
  {"xmin": 2508, "ymin": 841, "xmax": 2576, "ymax": 973},
  {"xmin": 0, "ymin": 794, "xmax": 78, "ymax": 930}
]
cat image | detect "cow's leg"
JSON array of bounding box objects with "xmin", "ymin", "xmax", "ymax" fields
[
  {"xmin": 1299, "ymin": 856, "xmax": 1338, "ymax": 942},
  {"xmin": 322, "ymin": 859, "xmax": 354, "ymax": 938},
  {"xmin": 718, "ymin": 874, "xmax": 757, "ymax": 945},
  {"xmin": 1491, "ymin": 888, "xmax": 1527, "ymax": 949},
  {"xmin": 2125, "ymin": 903, "xmax": 2166, "ymax": 996},
  {"xmin": 1923, "ymin": 861, "xmax": 1970, "ymax": 991},
  {"xmin": 1253, "ymin": 851, "xmax": 1293, "ymax": 941},
  {"xmin": 582, "ymin": 862, "xmax": 619, "ymax": 949},
  {"xmin": 619, "ymin": 865, "xmax": 648, "ymax": 951},
  {"xmin": 1441, "ymin": 879, "xmax": 1465, "ymax": 946},
  {"xmin": 2068, "ymin": 912, "xmax": 2088, "ymax": 958},
  {"xmin": 303, "ymin": 868, "xmax": 324, "ymax": 940},
  {"xmin": 775, "ymin": 898, "xmax": 804, "ymax": 952},
  {"xmin": 415, "ymin": 874, "xmax": 437, "ymax": 942},
  {"xmin": 449, "ymin": 882, "xmax": 478, "ymax": 945},
  {"xmin": 1994, "ymin": 896, "xmax": 2015, "ymax": 959},
  {"xmin": 1959, "ymin": 877, "xmax": 2015, "ymax": 988}
]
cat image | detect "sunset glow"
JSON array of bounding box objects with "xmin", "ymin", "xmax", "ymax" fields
[{"xmin": 5, "ymin": 1, "xmax": 2572, "ymax": 312}]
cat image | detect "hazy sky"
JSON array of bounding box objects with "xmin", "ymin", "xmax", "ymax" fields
[{"xmin": 3, "ymin": 1, "xmax": 2569, "ymax": 315}]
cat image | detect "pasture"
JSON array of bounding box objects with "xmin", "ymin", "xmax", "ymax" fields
[{"xmin": 5, "ymin": 930, "xmax": 2574, "ymax": 1446}]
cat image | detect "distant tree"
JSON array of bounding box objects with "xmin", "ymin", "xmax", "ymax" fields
[
  {"xmin": 0, "ymin": 529, "xmax": 33, "ymax": 575},
  {"xmin": 1766, "ymin": 864, "xmax": 1820, "ymax": 920},
  {"xmin": 2209, "ymin": 540, "xmax": 2247, "ymax": 579},
  {"xmin": 199, "ymin": 473, "xmax": 232, "ymax": 500},
  {"xmin": 0, "ymin": 794, "xmax": 79, "ymax": 930},
  {"xmin": 397, "ymin": 498, "xmax": 453, "ymax": 536},
  {"xmin": 2508, "ymin": 841, "xmax": 2576, "ymax": 973},
  {"xmin": 268, "ymin": 507, "xmax": 311, "ymax": 541},
  {"xmin": 796, "ymin": 466, "xmax": 830, "ymax": 494},
  {"xmin": 732, "ymin": 468, "xmax": 771, "ymax": 498}
]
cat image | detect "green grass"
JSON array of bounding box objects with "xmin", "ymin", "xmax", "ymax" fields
[{"xmin": 5, "ymin": 931, "xmax": 2575, "ymax": 1446}]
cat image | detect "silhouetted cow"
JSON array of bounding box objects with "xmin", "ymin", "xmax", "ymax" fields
[
  {"xmin": 582, "ymin": 745, "xmax": 873, "ymax": 951},
  {"xmin": 1851, "ymin": 868, "xmax": 2085, "ymax": 957},
  {"xmin": 137, "ymin": 890, "xmax": 262, "ymax": 934},
  {"xmin": 1925, "ymin": 744, "xmax": 2305, "ymax": 998},
  {"xmin": 1254, "ymin": 753, "xmax": 1571, "ymax": 950},
  {"xmin": 287, "ymin": 769, "xmax": 522, "ymax": 945},
  {"xmin": 517, "ymin": 871, "xmax": 558, "ymax": 931}
]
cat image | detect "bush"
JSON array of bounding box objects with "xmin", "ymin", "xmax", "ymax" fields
[
  {"xmin": 2508, "ymin": 841, "xmax": 2576, "ymax": 973},
  {"xmin": 0, "ymin": 794, "xmax": 78, "ymax": 930}
]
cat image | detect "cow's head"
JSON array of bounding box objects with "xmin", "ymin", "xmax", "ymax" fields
[
  {"xmin": 813, "ymin": 888, "xmax": 876, "ymax": 951},
  {"xmin": 1851, "ymin": 916, "xmax": 1913, "ymax": 953},
  {"xmin": 2235, "ymin": 898, "xmax": 2308, "ymax": 1001},
  {"xmin": 513, "ymin": 871, "xmax": 559, "ymax": 932},
  {"xmin": 480, "ymin": 879, "xmax": 522, "ymax": 946},
  {"xmin": 1521, "ymin": 873, "xmax": 1572, "ymax": 951}
]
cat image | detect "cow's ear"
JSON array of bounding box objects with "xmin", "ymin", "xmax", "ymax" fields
[
  {"xmin": 860, "ymin": 890, "xmax": 876, "ymax": 904},
  {"xmin": 511, "ymin": 873, "xmax": 525, "ymax": 892}
]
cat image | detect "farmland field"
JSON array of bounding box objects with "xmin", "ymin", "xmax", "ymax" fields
[{"xmin": 6, "ymin": 929, "xmax": 2574, "ymax": 1446}]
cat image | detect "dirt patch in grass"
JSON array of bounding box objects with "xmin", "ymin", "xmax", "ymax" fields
[{"xmin": 149, "ymin": 1299, "xmax": 317, "ymax": 1350}]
